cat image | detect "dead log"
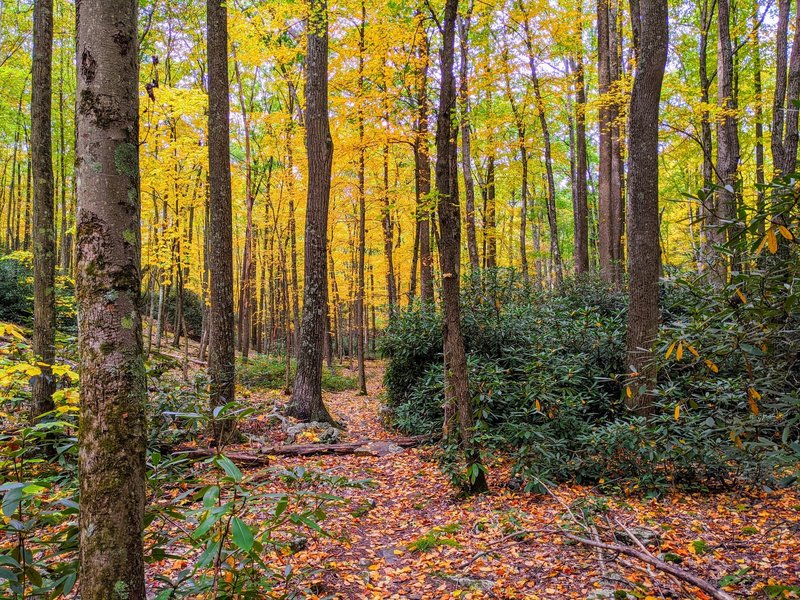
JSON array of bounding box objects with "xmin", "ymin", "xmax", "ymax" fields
[{"xmin": 177, "ymin": 435, "xmax": 431, "ymax": 463}]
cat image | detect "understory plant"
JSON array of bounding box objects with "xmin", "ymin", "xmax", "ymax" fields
[
  {"xmin": 383, "ymin": 179, "xmax": 800, "ymax": 493},
  {"xmin": 0, "ymin": 330, "xmax": 367, "ymax": 598}
]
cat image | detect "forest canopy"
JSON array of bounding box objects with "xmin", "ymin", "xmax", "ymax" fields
[{"xmin": 0, "ymin": 0, "xmax": 799, "ymax": 597}]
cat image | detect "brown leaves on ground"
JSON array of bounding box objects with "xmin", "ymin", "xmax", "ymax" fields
[{"xmin": 162, "ymin": 362, "xmax": 800, "ymax": 599}]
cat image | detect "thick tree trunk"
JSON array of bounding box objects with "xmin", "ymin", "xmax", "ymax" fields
[
  {"xmin": 287, "ymin": 0, "xmax": 335, "ymax": 424},
  {"xmin": 435, "ymin": 0, "xmax": 488, "ymax": 494},
  {"xmin": 31, "ymin": 0, "xmax": 56, "ymax": 423},
  {"xmin": 458, "ymin": 14, "xmax": 480, "ymax": 273},
  {"xmin": 75, "ymin": 1, "xmax": 147, "ymax": 596},
  {"xmin": 208, "ymin": 0, "xmax": 237, "ymax": 443},
  {"xmin": 625, "ymin": 0, "xmax": 668, "ymax": 414}
]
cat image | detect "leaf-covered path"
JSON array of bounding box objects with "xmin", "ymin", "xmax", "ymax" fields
[{"xmin": 224, "ymin": 363, "xmax": 799, "ymax": 599}]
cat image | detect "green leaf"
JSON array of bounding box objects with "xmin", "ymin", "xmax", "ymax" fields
[
  {"xmin": 231, "ymin": 517, "xmax": 254, "ymax": 552},
  {"xmin": 274, "ymin": 495, "xmax": 289, "ymax": 518},
  {"xmin": 214, "ymin": 455, "xmax": 243, "ymax": 483}
]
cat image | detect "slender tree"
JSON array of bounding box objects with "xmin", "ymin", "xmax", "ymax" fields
[
  {"xmin": 434, "ymin": 0, "xmax": 488, "ymax": 494},
  {"xmin": 414, "ymin": 22, "xmax": 435, "ymax": 303},
  {"xmin": 356, "ymin": 0, "xmax": 368, "ymax": 395},
  {"xmin": 571, "ymin": 21, "xmax": 590, "ymax": 275},
  {"xmin": 625, "ymin": 0, "xmax": 668, "ymax": 414},
  {"xmin": 287, "ymin": 0, "xmax": 335, "ymax": 424},
  {"xmin": 714, "ymin": 0, "xmax": 740, "ymax": 281},
  {"xmin": 208, "ymin": 0, "xmax": 237, "ymax": 442},
  {"xmin": 458, "ymin": 10, "xmax": 480, "ymax": 273},
  {"xmin": 521, "ymin": 9, "xmax": 563, "ymax": 284},
  {"xmin": 597, "ymin": 0, "xmax": 624, "ymax": 285},
  {"xmin": 31, "ymin": 0, "xmax": 56, "ymax": 423},
  {"xmin": 75, "ymin": 0, "xmax": 146, "ymax": 596}
]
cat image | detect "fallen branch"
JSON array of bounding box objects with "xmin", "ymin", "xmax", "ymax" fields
[
  {"xmin": 559, "ymin": 531, "xmax": 735, "ymax": 600},
  {"xmin": 177, "ymin": 435, "xmax": 431, "ymax": 463},
  {"xmin": 459, "ymin": 525, "xmax": 733, "ymax": 600}
]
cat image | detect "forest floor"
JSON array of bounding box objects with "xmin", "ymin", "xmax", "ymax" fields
[{"xmin": 156, "ymin": 362, "xmax": 800, "ymax": 599}]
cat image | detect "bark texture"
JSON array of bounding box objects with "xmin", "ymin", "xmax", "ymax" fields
[
  {"xmin": 415, "ymin": 25, "xmax": 435, "ymax": 304},
  {"xmin": 625, "ymin": 0, "xmax": 668, "ymax": 414},
  {"xmin": 356, "ymin": 0, "xmax": 367, "ymax": 395},
  {"xmin": 597, "ymin": 0, "xmax": 624, "ymax": 286},
  {"xmin": 435, "ymin": 0, "xmax": 488, "ymax": 494},
  {"xmin": 772, "ymin": 0, "xmax": 800, "ymax": 177},
  {"xmin": 31, "ymin": 0, "xmax": 56, "ymax": 422},
  {"xmin": 287, "ymin": 0, "xmax": 335, "ymax": 424},
  {"xmin": 572, "ymin": 40, "xmax": 590, "ymax": 275},
  {"xmin": 208, "ymin": 0, "xmax": 237, "ymax": 442},
  {"xmin": 75, "ymin": 1, "xmax": 147, "ymax": 596},
  {"xmin": 458, "ymin": 13, "xmax": 480, "ymax": 273},
  {"xmin": 713, "ymin": 0, "xmax": 741, "ymax": 282}
]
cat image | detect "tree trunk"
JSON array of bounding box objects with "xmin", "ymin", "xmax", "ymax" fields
[
  {"xmin": 572, "ymin": 34, "xmax": 590, "ymax": 275},
  {"xmin": 381, "ymin": 131, "xmax": 398, "ymax": 315},
  {"xmin": 415, "ymin": 24, "xmax": 435, "ymax": 303},
  {"xmin": 234, "ymin": 57, "xmax": 255, "ymax": 359},
  {"xmin": 458, "ymin": 13, "xmax": 480, "ymax": 273},
  {"xmin": 483, "ymin": 156, "xmax": 497, "ymax": 269},
  {"xmin": 355, "ymin": 1, "xmax": 368, "ymax": 395},
  {"xmin": 287, "ymin": 0, "xmax": 335, "ymax": 424},
  {"xmin": 752, "ymin": 5, "xmax": 765, "ymax": 236},
  {"xmin": 75, "ymin": 1, "xmax": 147, "ymax": 596},
  {"xmin": 597, "ymin": 0, "xmax": 616, "ymax": 284},
  {"xmin": 772, "ymin": 0, "xmax": 800, "ymax": 177},
  {"xmin": 208, "ymin": 0, "xmax": 237, "ymax": 443},
  {"xmin": 31, "ymin": 0, "xmax": 56, "ymax": 423},
  {"xmin": 714, "ymin": 0, "xmax": 741, "ymax": 281},
  {"xmin": 625, "ymin": 0, "xmax": 668, "ymax": 415},
  {"xmin": 526, "ymin": 50, "xmax": 563, "ymax": 284},
  {"xmin": 609, "ymin": 0, "xmax": 625, "ymax": 285},
  {"xmin": 435, "ymin": 0, "xmax": 488, "ymax": 494},
  {"xmin": 501, "ymin": 43, "xmax": 530, "ymax": 284},
  {"xmin": 697, "ymin": 0, "xmax": 717, "ymax": 275}
]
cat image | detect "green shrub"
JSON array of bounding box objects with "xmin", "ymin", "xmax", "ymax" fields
[
  {"xmin": 0, "ymin": 253, "xmax": 76, "ymax": 333},
  {"xmin": 143, "ymin": 288, "xmax": 204, "ymax": 340},
  {"xmin": 0, "ymin": 254, "xmax": 32, "ymax": 324},
  {"xmin": 383, "ymin": 263, "xmax": 800, "ymax": 493},
  {"xmin": 237, "ymin": 354, "xmax": 357, "ymax": 393}
]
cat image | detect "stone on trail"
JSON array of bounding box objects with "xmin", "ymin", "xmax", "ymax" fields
[
  {"xmin": 353, "ymin": 440, "xmax": 404, "ymax": 457},
  {"xmin": 284, "ymin": 421, "xmax": 341, "ymax": 444}
]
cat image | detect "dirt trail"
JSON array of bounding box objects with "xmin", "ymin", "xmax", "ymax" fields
[{"xmin": 235, "ymin": 362, "xmax": 800, "ymax": 599}]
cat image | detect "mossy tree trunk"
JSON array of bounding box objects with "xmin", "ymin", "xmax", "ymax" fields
[{"xmin": 75, "ymin": 1, "xmax": 147, "ymax": 597}]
